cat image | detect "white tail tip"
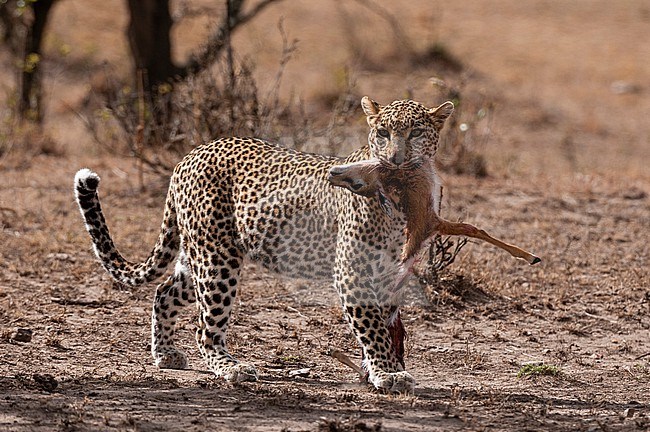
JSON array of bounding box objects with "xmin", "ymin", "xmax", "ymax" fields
[{"xmin": 74, "ymin": 168, "xmax": 101, "ymax": 192}]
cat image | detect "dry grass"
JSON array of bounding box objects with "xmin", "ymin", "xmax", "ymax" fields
[{"xmin": 0, "ymin": 111, "xmax": 64, "ymax": 168}]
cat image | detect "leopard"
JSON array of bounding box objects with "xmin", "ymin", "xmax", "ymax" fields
[{"xmin": 74, "ymin": 96, "xmax": 454, "ymax": 393}]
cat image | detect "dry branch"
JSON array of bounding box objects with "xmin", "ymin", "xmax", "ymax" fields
[
  {"xmin": 180, "ymin": 0, "xmax": 283, "ymax": 77},
  {"xmin": 635, "ymin": 352, "xmax": 650, "ymax": 361},
  {"xmin": 330, "ymin": 349, "xmax": 364, "ymax": 377}
]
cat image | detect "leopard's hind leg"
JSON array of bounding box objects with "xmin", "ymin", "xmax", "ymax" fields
[
  {"xmin": 188, "ymin": 226, "xmax": 258, "ymax": 382},
  {"xmin": 152, "ymin": 249, "xmax": 195, "ymax": 369}
]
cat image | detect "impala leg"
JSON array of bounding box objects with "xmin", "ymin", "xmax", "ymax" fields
[{"xmin": 437, "ymin": 220, "xmax": 540, "ymax": 265}]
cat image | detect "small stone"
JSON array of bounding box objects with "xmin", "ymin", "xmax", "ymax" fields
[
  {"xmin": 11, "ymin": 328, "xmax": 32, "ymax": 343},
  {"xmin": 46, "ymin": 253, "xmax": 76, "ymax": 263},
  {"xmin": 288, "ymin": 368, "xmax": 310, "ymax": 378},
  {"xmin": 623, "ymin": 408, "xmax": 636, "ymax": 418}
]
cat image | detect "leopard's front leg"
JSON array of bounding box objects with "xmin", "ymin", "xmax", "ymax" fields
[
  {"xmin": 345, "ymin": 303, "xmax": 414, "ymax": 393},
  {"xmin": 335, "ymin": 262, "xmax": 415, "ymax": 394}
]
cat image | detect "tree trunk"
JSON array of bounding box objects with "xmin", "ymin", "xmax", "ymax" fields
[
  {"xmin": 16, "ymin": 0, "xmax": 56, "ymax": 122},
  {"xmin": 126, "ymin": 0, "xmax": 179, "ymax": 90}
]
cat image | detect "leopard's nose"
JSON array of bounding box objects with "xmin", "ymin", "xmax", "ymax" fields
[{"xmin": 390, "ymin": 154, "xmax": 404, "ymax": 166}]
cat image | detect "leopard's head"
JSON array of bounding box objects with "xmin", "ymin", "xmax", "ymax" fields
[{"xmin": 361, "ymin": 97, "xmax": 454, "ymax": 169}]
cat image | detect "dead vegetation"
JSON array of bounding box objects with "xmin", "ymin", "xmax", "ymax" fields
[{"xmin": 80, "ymin": 21, "xmax": 369, "ymax": 180}]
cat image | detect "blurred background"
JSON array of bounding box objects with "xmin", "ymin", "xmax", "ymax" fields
[{"xmin": 1, "ymin": 0, "xmax": 648, "ymax": 180}]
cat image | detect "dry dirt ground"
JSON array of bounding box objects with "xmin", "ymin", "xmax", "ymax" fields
[{"xmin": 1, "ymin": 1, "xmax": 649, "ymax": 431}]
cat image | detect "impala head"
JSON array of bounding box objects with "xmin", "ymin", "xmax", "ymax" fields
[
  {"xmin": 328, "ymin": 159, "xmax": 397, "ymax": 217},
  {"xmin": 361, "ymin": 96, "xmax": 454, "ymax": 169}
]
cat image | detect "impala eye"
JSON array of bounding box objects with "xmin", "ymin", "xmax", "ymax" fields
[
  {"xmin": 409, "ymin": 128, "xmax": 423, "ymax": 138},
  {"xmin": 377, "ymin": 128, "xmax": 390, "ymax": 138}
]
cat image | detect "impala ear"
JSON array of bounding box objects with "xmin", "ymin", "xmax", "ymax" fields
[
  {"xmin": 377, "ymin": 190, "xmax": 395, "ymax": 219},
  {"xmin": 429, "ymin": 101, "xmax": 454, "ymax": 126},
  {"xmin": 361, "ymin": 96, "xmax": 382, "ymax": 127}
]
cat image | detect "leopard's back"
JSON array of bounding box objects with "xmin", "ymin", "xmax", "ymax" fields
[{"xmin": 171, "ymin": 137, "xmax": 349, "ymax": 279}]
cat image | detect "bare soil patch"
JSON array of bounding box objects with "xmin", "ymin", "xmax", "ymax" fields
[{"xmin": 1, "ymin": 156, "xmax": 648, "ymax": 431}]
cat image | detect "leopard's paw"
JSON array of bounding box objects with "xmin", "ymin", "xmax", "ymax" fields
[
  {"xmin": 154, "ymin": 348, "xmax": 189, "ymax": 370},
  {"xmin": 222, "ymin": 363, "xmax": 258, "ymax": 383},
  {"xmin": 370, "ymin": 370, "xmax": 415, "ymax": 394}
]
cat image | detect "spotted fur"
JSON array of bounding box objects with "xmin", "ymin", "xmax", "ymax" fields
[{"xmin": 74, "ymin": 97, "xmax": 453, "ymax": 393}]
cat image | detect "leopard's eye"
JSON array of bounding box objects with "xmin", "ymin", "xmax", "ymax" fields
[
  {"xmin": 377, "ymin": 128, "xmax": 390, "ymax": 138},
  {"xmin": 409, "ymin": 128, "xmax": 423, "ymax": 138}
]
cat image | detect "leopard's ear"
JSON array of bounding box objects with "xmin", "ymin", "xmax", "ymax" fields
[
  {"xmin": 361, "ymin": 96, "xmax": 382, "ymax": 116},
  {"xmin": 429, "ymin": 101, "xmax": 454, "ymax": 127},
  {"xmin": 361, "ymin": 96, "xmax": 382, "ymax": 127}
]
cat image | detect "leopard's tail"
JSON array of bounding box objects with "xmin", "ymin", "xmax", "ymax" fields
[{"xmin": 74, "ymin": 168, "xmax": 179, "ymax": 287}]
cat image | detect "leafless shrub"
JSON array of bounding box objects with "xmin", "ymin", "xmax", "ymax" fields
[
  {"xmin": 415, "ymin": 235, "xmax": 468, "ymax": 285},
  {"xmin": 0, "ymin": 101, "xmax": 63, "ymax": 168},
  {"xmin": 320, "ymin": 69, "xmax": 363, "ymax": 155},
  {"xmin": 335, "ymin": 0, "xmax": 464, "ymax": 77},
  {"xmin": 335, "ymin": 0, "xmax": 414, "ymax": 71},
  {"xmin": 412, "ymin": 233, "xmax": 495, "ymax": 308},
  {"xmin": 410, "ymin": 43, "xmax": 464, "ymax": 73},
  {"xmin": 81, "ymin": 16, "xmax": 373, "ymax": 179},
  {"xmin": 107, "ymin": 60, "xmax": 262, "ymax": 175},
  {"xmin": 82, "ymin": 21, "xmax": 306, "ymax": 177}
]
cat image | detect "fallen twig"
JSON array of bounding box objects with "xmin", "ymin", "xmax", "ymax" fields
[
  {"xmin": 583, "ymin": 312, "xmax": 618, "ymax": 325},
  {"xmin": 634, "ymin": 352, "xmax": 650, "ymax": 361},
  {"xmin": 330, "ymin": 348, "xmax": 364, "ymax": 377},
  {"xmin": 286, "ymin": 306, "xmax": 308, "ymax": 319}
]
